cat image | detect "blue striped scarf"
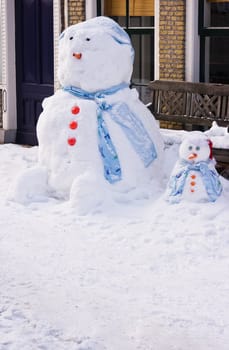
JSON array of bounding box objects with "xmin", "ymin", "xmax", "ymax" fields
[{"xmin": 64, "ymin": 83, "xmax": 157, "ymax": 183}]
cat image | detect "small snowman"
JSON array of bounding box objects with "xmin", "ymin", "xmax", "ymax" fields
[
  {"xmin": 11, "ymin": 16, "xmax": 164, "ymax": 211},
  {"xmin": 166, "ymin": 131, "xmax": 222, "ymax": 203}
]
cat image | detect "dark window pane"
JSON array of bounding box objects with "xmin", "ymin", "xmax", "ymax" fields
[
  {"xmin": 129, "ymin": 16, "xmax": 154, "ymax": 28},
  {"xmin": 209, "ymin": 37, "xmax": 229, "ymax": 83},
  {"xmin": 131, "ymin": 34, "xmax": 154, "ymax": 82},
  {"xmin": 131, "ymin": 34, "xmax": 154, "ymax": 104},
  {"xmin": 199, "ymin": 1, "xmax": 229, "ymax": 83},
  {"xmin": 211, "ymin": 2, "xmax": 229, "ymax": 26},
  {"xmin": 204, "ymin": 1, "xmax": 229, "ymax": 27}
]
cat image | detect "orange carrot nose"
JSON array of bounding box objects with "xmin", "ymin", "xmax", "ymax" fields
[
  {"xmin": 73, "ymin": 52, "xmax": 82, "ymax": 59},
  {"xmin": 188, "ymin": 153, "xmax": 198, "ymax": 160}
]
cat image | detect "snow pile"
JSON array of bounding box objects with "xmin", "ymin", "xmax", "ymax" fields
[
  {"xmin": 1, "ymin": 142, "xmax": 229, "ymax": 350},
  {"xmin": 205, "ymin": 121, "xmax": 229, "ymax": 149}
]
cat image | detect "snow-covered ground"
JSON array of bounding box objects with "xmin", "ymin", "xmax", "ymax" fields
[{"xmin": 0, "ymin": 137, "xmax": 229, "ymax": 350}]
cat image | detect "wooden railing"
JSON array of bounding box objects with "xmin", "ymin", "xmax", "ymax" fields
[{"xmin": 148, "ymin": 80, "xmax": 229, "ymax": 169}]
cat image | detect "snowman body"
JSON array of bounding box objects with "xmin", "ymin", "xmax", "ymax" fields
[
  {"xmin": 166, "ymin": 132, "xmax": 222, "ymax": 203},
  {"xmin": 181, "ymin": 168, "xmax": 209, "ymax": 202},
  {"xmin": 27, "ymin": 16, "xmax": 164, "ymax": 208},
  {"xmin": 37, "ymin": 86, "xmax": 163, "ymax": 200},
  {"xmin": 37, "ymin": 91, "xmax": 101, "ymax": 198}
]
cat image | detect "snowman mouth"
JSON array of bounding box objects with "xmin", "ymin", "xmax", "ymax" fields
[
  {"xmin": 188, "ymin": 153, "xmax": 198, "ymax": 160},
  {"xmin": 73, "ymin": 52, "xmax": 82, "ymax": 60}
]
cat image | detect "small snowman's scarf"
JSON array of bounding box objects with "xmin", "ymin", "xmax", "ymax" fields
[
  {"xmin": 167, "ymin": 160, "xmax": 222, "ymax": 203},
  {"xmin": 64, "ymin": 83, "xmax": 157, "ymax": 183}
]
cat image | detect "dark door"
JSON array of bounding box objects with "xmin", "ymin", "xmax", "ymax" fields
[{"xmin": 15, "ymin": 0, "xmax": 54, "ymax": 145}]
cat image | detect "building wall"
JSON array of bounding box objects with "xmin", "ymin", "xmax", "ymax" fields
[
  {"xmin": 159, "ymin": 0, "xmax": 186, "ymax": 80},
  {"xmin": 68, "ymin": 0, "xmax": 85, "ymax": 25}
]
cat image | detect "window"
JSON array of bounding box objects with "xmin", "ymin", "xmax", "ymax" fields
[
  {"xmin": 199, "ymin": 0, "xmax": 229, "ymax": 83},
  {"xmin": 97, "ymin": 0, "xmax": 155, "ymax": 103}
]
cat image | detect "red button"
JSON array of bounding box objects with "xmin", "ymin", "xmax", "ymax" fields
[
  {"xmin": 68, "ymin": 137, "xmax": 76, "ymax": 146},
  {"xmin": 71, "ymin": 106, "xmax": 80, "ymax": 115},
  {"xmin": 69, "ymin": 121, "xmax": 78, "ymax": 129},
  {"xmin": 73, "ymin": 53, "xmax": 82, "ymax": 60}
]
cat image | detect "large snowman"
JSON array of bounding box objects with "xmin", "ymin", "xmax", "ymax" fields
[
  {"xmin": 12, "ymin": 16, "xmax": 164, "ymax": 211},
  {"xmin": 166, "ymin": 131, "xmax": 222, "ymax": 203}
]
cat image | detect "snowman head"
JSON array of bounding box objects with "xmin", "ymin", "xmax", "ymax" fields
[
  {"xmin": 179, "ymin": 132, "xmax": 213, "ymax": 163},
  {"xmin": 58, "ymin": 16, "xmax": 134, "ymax": 92}
]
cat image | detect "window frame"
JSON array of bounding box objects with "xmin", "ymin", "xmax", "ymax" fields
[
  {"xmin": 96, "ymin": 0, "xmax": 155, "ymax": 96},
  {"xmin": 198, "ymin": 0, "xmax": 229, "ymax": 82},
  {"xmin": 97, "ymin": 0, "xmax": 155, "ymax": 34}
]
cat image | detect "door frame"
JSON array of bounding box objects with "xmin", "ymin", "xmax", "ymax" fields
[
  {"xmin": 15, "ymin": 0, "xmax": 56, "ymax": 145},
  {"xmin": 0, "ymin": 0, "xmax": 61, "ymax": 144},
  {"xmin": 185, "ymin": 0, "xmax": 200, "ymax": 82},
  {"xmin": 0, "ymin": 0, "xmax": 17, "ymax": 143}
]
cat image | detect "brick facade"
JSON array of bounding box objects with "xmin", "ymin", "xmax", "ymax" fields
[
  {"xmin": 159, "ymin": 0, "xmax": 185, "ymax": 80},
  {"xmin": 159, "ymin": 120, "xmax": 183, "ymax": 130},
  {"xmin": 68, "ymin": 0, "xmax": 85, "ymax": 26},
  {"xmin": 158, "ymin": 0, "xmax": 186, "ymax": 129}
]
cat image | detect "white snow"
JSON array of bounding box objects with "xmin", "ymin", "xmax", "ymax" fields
[
  {"xmin": 1, "ymin": 140, "xmax": 229, "ymax": 350},
  {"xmin": 1, "ymin": 15, "xmax": 229, "ymax": 350}
]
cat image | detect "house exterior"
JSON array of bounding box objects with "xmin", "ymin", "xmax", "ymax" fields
[{"xmin": 0, "ymin": 0, "xmax": 228, "ymax": 145}]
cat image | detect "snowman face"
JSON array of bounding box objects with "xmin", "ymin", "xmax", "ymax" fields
[
  {"xmin": 58, "ymin": 22, "xmax": 133, "ymax": 91},
  {"xmin": 179, "ymin": 136, "xmax": 210, "ymax": 163}
]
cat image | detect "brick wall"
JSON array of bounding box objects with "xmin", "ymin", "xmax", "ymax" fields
[
  {"xmin": 159, "ymin": 0, "xmax": 185, "ymax": 80},
  {"xmin": 158, "ymin": 0, "xmax": 186, "ymax": 129},
  {"xmin": 159, "ymin": 120, "xmax": 183, "ymax": 130},
  {"xmin": 68, "ymin": 0, "xmax": 85, "ymax": 25}
]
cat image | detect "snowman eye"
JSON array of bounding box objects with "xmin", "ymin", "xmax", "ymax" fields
[
  {"xmin": 188, "ymin": 146, "xmax": 193, "ymax": 150},
  {"xmin": 69, "ymin": 36, "xmax": 73, "ymax": 40},
  {"xmin": 85, "ymin": 37, "xmax": 91, "ymax": 41},
  {"xmin": 196, "ymin": 146, "xmax": 200, "ymax": 151}
]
